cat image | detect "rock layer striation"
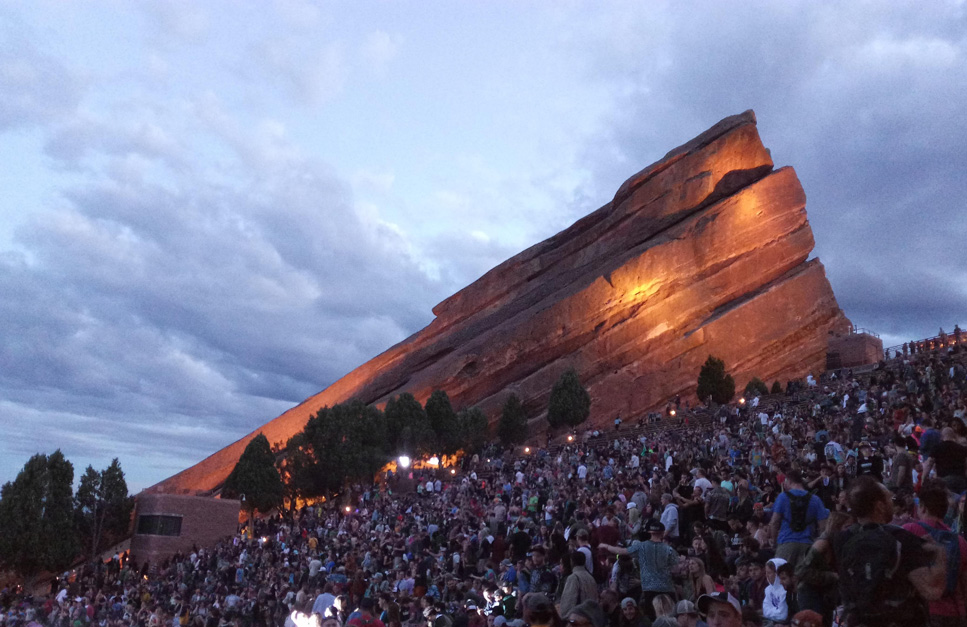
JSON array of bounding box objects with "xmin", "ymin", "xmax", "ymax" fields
[{"xmin": 151, "ymin": 110, "xmax": 850, "ymax": 494}]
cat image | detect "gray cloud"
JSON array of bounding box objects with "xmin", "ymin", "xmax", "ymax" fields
[
  {"xmin": 562, "ymin": 1, "xmax": 967, "ymax": 345},
  {"xmin": 0, "ymin": 23, "xmax": 83, "ymax": 131},
  {"xmin": 2, "ymin": 94, "xmax": 448, "ymax": 489},
  {"xmin": 2, "ymin": 1, "xmax": 965, "ymax": 491}
]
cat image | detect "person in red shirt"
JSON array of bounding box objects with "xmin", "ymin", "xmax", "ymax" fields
[
  {"xmin": 347, "ymin": 597, "xmax": 386, "ymax": 627},
  {"xmin": 902, "ymin": 480, "xmax": 967, "ymax": 626}
]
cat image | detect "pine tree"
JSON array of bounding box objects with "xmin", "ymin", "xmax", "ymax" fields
[
  {"xmin": 75, "ymin": 458, "xmax": 133, "ymax": 561},
  {"xmin": 0, "ymin": 451, "xmax": 78, "ymax": 582},
  {"xmin": 547, "ymin": 368, "xmax": 591, "ymax": 429},
  {"xmin": 743, "ymin": 377, "xmax": 769, "ymax": 398},
  {"xmin": 425, "ymin": 390, "xmax": 461, "ymax": 456},
  {"xmin": 497, "ymin": 394, "xmax": 528, "ymax": 446},
  {"xmin": 696, "ymin": 356, "xmax": 735, "ymax": 405},
  {"xmin": 457, "ymin": 407, "xmax": 490, "ymax": 452},
  {"xmin": 385, "ymin": 393, "xmax": 435, "ymax": 458},
  {"xmin": 222, "ymin": 434, "xmax": 284, "ymax": 514}
]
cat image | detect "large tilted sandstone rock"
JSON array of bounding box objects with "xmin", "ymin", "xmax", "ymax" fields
[{"xmin": 150, "ymin": 110, "xmax": 850, "ymax": 494}]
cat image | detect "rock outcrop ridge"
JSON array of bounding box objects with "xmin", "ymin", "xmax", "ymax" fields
[{"xmin": 151, "ymin": 110, "xmax": 849, "ymax": 494}]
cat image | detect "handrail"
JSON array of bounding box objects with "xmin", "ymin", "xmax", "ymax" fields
[{"xmin": 885, "ymin": 325, "xmax": 964, "ymax": 358}]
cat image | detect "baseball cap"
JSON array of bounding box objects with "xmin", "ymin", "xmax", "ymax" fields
[
  {"xmin": 696, "ymin": 592, "xmax": 740, "ymax": 617},
  {"xmin": 644, "ymin": 519, "xmax": 665, "ymax": 533},
  {"xmin": 567, "ymin": 601, "xmax": 606, "ymax": 627},
  {"xmin": 674, "ymin": 600, "xmax": 698, "ymax": 616},
  {"xmin": 626, "ymin": 502, "xmax": 636, "ymax": 510},
  {"xmin": 619, "ymin": 598, "xmax": 636, "ymax": 609}
]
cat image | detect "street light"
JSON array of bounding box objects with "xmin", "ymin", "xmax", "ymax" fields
[{"xmin": 398, "ymin": 455, "xmax": 411, "ymax": 469}]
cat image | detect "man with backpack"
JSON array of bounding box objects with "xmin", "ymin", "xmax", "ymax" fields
[
  {"xmin": 769, "ymin": 470, "xmax": 828, "ymax": 571},
  {"xmin": 902, "ymin": 480, "xmax": 967, "ymax": 627},
  {"xmin": 821, "ymin": 476, "xmax": 948, "ymax": 627}
]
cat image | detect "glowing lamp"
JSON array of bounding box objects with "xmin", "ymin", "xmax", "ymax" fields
[
  {"xmin": 398, "ymin": 455, "xmax": 411, "ymax": 469},
  {"xmin": 428, "ymin": 456, "xmax": 440, "ymax": 466},
  {"xmin": 450, "ymin": 469, "xmax": 456, "ymax": 475},
  {"xmin": 669, "ymin": 410, "xmax": 676, "ymax": 417},
  {"xmin": 344, "ymin": 506, "xmax": 351, "ymax": 514},
  {"xmin": 739, "ymin": 398, "xmax": 746, "ymax": 405},
  {"xmin": 567, "ymin": 435, "xmax": 574, "ymax": 442},
  {"xmin": 524, "ymin": 447, "xmax": 531, "ymax": 454}
]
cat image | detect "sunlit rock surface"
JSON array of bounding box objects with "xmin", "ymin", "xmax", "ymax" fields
[{"xmin": 151, "ymin": 110, "xmax": 849, "ymax": 494}]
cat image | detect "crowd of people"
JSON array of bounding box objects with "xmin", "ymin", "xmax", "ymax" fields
[{"xmin": 3, "ymin": 347, "xmax": 967, "ymax": 627}]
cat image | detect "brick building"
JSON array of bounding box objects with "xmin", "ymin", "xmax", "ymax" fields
[
  {"xmin": 827, "ymin": 329, "xmax": 883, "ymax": 369},
  {"xmin": 130, "ymin": 493, "xmax": 240, "ymax": 567}
]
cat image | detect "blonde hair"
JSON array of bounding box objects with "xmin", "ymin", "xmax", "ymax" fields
[{"xmin": 652, "ymin": 594, "xmax": 675, "ymax": 617}]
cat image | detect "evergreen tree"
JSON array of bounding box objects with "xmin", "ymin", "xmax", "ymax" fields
[
  {"xmin": 285, "ymin": 400, "xmax": 389, "ymax": 499},
  {"xmin": 457, "ymin": 407, "xmax": 490, "ymax": 453},
  {"xmin": 75, "ymin": 458, "xmax": 133, "ymax": 562},
  {"xmin": 497, "ymin": 394, "xmax": 528, "ymax": 446},
  {"xmin": 743, "ymin": 377, "xmax": 769, "ymax": 398},
  {"xmin": 425, "ymin": 390, "xmax": 461, "ymax": 456},
  {"xmin": 696, "ymin": 356, "xmax": 735, "ymax": 405},
  {"xmin": 770, "ymin": 380, "xmax": 783, "ymax": 394},
  {"xmin": 546, "ymin": 368, "xmax": 591, "ymax": 429},
  {"xmin": 0, "ymin": 451, "xmax": 78, "ymax": 582},
  {"xmin": 222, "ymin": 434, "xmax": 284, "ymax": 514},
  {"xmin": 385, "ymin": 393, "xmax": 435, "ymax": 457}
]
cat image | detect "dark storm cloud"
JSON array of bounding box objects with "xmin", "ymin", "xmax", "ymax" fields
[
  {"xmin": 566, "ymin": 1, "xmax": 967, "ymax": 346},
  {"xmin": 1, "ymin": 98, "xmax": 447, "ymax": 488}
]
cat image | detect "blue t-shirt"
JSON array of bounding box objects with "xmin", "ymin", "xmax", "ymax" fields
[{"xmin": 774, "ymin": 489, "xmax": 828, "ymax": 544}]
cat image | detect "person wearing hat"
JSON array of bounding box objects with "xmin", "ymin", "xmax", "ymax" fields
[
  {"xmin": 673, "ymin": 600, "xmax": 703, "ymax": 627},
  {"xmin": 696, "ymin": 592, "xmax": 741, "ymax": 627},
  {"xmin": 617, "ymin": 597, "xmax": 646, "ymax": 627},
  {"xmin": 566, "ymin": 601, "xmax": 606, "ymax": 627},
  {"xmin": 599, "ymin": 519, "xmax": 678, "ymax": 620}
]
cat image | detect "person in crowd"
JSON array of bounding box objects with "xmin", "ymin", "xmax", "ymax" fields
[
  {"xmin": 6, "ymin": 348, "xmax": 967, "ymax": 627},
  {"xmin": 768, "ymin": 470, "xmax": 828, "ymax": 571},
  {"xmin": 697, "ymin": 593, "xmax": 743, "ymax": 627},
  {"xmin": 902, "ymin": 479, "xmax": 967, "ymax": 627}
]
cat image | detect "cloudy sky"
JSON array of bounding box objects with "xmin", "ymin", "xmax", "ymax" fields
[{"xmin": 2, "ymin": 1, "xmax": 965, "ymax": 491}]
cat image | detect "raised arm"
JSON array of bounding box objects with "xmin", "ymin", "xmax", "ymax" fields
[{"xmin": 598, "ymin": 543, "xmax": 630, "ymax": 556}]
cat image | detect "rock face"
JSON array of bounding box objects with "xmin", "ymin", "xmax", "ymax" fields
[{"xmin": 151, "ymin": 110, "xmax": 850, "ymax": 494}]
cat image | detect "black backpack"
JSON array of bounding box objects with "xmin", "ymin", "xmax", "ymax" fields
[
  {"xmin": 833, "ymin": 524, "xmax": 925, "ymax": 624},
  {"xmin": 786, "ymin": 490, "xmax": 814, "ymax": 533}
]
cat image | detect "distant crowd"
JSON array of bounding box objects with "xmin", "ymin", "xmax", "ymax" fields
[{"xmin": 3, "ymin": 347, "xmax": 967, "ymax": 627}]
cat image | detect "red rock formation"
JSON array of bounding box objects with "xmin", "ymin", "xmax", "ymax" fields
[{"xmin": 150, "ymin": 110, "xmax": 849, "ymax": 495}]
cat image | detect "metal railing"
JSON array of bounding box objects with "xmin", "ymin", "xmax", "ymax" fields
[{"xmin": 885, "ymin": 326, "xmax": 964, "ymax": 358}]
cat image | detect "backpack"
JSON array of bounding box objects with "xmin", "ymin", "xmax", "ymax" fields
[
  {"xmin": 834, "ymin": 524, "xmax": 924, "ymax": 623},
  {"xmin": 786, "ymin": 490, "xmax": 814, "ymax": 533},
  {"xmin": 913, "ymin": 521, "xmax": 962, "ymax": 597}
]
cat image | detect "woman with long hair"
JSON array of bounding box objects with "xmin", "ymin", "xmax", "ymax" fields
[{"xmin": 679, "ymin": 558, "xmax": 715, "ymax": 604}]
